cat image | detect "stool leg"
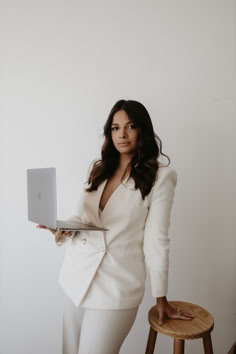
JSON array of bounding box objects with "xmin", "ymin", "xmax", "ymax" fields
[
  {"xmin": 173, "ymin": 339, "xmax": 185, "ymax": 354},
  {"xmin": 203, "ymin": 334, "xmax": 213, "ymax": 354},
  {"xmin": 145, "ymin": 327, "xmax": 157, "ymax": 354}
]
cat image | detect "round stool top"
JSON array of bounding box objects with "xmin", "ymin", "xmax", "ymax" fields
[{"xmin": 148, "ymin": 301, "xmax": 214, "ymax": 340}]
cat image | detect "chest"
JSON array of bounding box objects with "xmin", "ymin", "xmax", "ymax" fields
[
  {"xmin": 82, "ymin": 175, "xmax": 151, "ymax": 228},
  {"xmin": 99, "ymin": 175, "xmax": 125, "ymax": 211}
]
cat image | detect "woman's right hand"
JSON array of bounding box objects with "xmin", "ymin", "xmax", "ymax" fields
[{"xmin": 36, "ymin": 225, "xmax": 73, "ymax": 245}]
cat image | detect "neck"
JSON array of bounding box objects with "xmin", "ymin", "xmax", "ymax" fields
[{"xmin": 118, "ymin": 153, "xmax": 133, "ymax": 172}]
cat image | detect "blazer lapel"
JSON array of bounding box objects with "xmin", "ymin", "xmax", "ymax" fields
[
  {"xmin": 83, "ymin": 176, "xmax": 134, "ymax": 227},
  {"xmin": 99, "ymin": 176, "xmax": 135, "ymax": 222},
  {"xmin": 83, "ymin": 179, "xmax": 107, "ymax": 227}
]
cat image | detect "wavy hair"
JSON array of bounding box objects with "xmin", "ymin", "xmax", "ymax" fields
[{"xmin": 85, "ymin": 99, "xmax": 170, "ymax": 199}]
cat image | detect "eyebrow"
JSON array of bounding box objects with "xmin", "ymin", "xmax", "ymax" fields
[{"xmin": 111, "ymin": 121, "xmax": 132, "ymax": 126}]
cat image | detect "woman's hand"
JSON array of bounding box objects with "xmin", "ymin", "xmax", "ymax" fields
[
  {"xmin": 156, "ymin": 296, "xmax": 195, "ymax": 325},
  {"xmin": 36, "ymin": 225, "xmax": 73, "ymax": 245}
]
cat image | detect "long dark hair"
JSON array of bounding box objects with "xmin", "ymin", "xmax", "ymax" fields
[{"xmin": 86, "ymin": 99, "xmax": 170, "ymax": 199}]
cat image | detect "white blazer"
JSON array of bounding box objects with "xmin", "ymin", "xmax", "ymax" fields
[{"xmin": 58, "ymin": 165, "xmax": 177, "ymax": 310}]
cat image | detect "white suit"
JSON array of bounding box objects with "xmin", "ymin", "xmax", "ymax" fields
[{"xmin": 59, "ymin": 165, "xmax": 177, "ymax": 310}]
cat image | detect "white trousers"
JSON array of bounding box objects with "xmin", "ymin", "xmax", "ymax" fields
[{"xmin": 62, "ymin": 296, "xmax": 139, "ymax": 354}]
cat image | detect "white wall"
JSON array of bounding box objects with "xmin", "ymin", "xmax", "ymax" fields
[{"xmin": 1, "ymin": 0, "xmax": 235, "ymax": 353}]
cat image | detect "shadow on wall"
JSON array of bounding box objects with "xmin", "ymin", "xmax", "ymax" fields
[{"xmin": 228, "ymin": 342, "xmax": 236, "ymax": 354}]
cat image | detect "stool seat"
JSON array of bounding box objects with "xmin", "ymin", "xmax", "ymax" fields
[
  {"xmin": 149, "ymin": 301, "xmax": 214, "ymax": 339},
  {"xmin": 146, "ymin": 301, "xmax": 214, "ymax": 353}
]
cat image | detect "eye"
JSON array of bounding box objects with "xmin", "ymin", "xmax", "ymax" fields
[
  {"xmin": 128, "ymin": 124, "xmax": 136, "ymax": 129},
  {"xmin": 111, "ymin": 126, "xmax": 119, "ymax": 131}
]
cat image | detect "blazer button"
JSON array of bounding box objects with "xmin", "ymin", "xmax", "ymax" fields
[
  {"xmin": 82, "ymin": 238, "xmax": 86, "ymax": 244},
  {"xmin": 101, "ymin": 248, "xmax": 105, "ymax": 253}
]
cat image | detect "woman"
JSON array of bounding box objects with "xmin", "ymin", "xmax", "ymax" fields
[{"xmin": 38, "ymin": 99, "xmax": 194, "ymax": 354}]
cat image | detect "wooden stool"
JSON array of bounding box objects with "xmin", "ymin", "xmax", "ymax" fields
[{"xmin": 145, "ymin": 301, "xmax": 214, "ymax": 354}]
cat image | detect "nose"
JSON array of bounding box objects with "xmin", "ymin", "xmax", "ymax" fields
[{"xmin": 119, "ymin": 127, "xmax": 128, "ymax": 139}]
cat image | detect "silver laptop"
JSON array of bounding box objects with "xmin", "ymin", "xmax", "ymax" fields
[{"xmin": 27, "ymin": 167, "xmax": 108, "ymax": 231}]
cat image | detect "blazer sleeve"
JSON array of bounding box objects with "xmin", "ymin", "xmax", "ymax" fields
[
  {"xmin": 55, "ymin": 189, "xmax": 85, "ymax": 247},
  {"xmin": 143, "ymin": 167, "xmax": 177, "ymax": 297}
]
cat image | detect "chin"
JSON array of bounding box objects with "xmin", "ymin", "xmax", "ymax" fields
[{"xmin": 119, "ymin": 148, "xmax": 135, "ymax": 155}]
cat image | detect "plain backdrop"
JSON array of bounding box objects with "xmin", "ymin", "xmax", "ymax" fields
[{"xmin": 1, "ymin": 0, "xmax": 236, "ymax": 353}]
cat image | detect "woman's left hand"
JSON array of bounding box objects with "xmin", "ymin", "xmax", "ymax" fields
[{"xmin": 156, "ymin": 296, "xmax": 195, "ymax": 325}]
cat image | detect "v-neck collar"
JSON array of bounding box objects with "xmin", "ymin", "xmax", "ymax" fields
[{"xmin": 98, "ymin": 174, "xmax": 130, "ymax": 216}]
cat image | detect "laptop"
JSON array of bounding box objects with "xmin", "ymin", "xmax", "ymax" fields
[{"xmin": 27, "ymin": 167, "xmax": 108, "ymax": 231}]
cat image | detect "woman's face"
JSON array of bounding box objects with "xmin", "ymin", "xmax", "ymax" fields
[{"xmin": 111, "ymin": 110, "xmax": 138, "ymax": 156}]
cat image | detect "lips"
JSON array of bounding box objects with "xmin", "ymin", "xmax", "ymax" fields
[{"xmin": 118, "ymin": 142, "xmax": 130, "ymax": 146}]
